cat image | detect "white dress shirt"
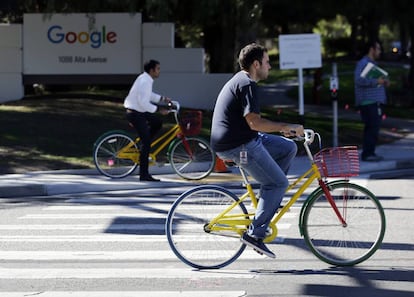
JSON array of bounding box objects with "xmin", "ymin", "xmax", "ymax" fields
[{"xmin": 124, "ymin": 72, "xmax": 162, "ymax": 113}]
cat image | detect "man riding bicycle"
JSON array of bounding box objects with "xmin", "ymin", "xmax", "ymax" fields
[
  {"xmin": 210, "ymin": 43, "xmax": 304, "ymax": 258},
  {"xmin": 124, "ymin": 59, "xmax": 171, "ymax": 182}
]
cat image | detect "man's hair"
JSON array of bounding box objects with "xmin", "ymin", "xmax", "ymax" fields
[
  {"xmin": 365, "ymin": 38, "xmax": 381, "ymax": 54},
  {"xmin": 144, "ymin": 59, "xmax": 160, "ymax": 73},
  {"xmin": 238, "ymin": 43, "xmax": 267, "ymax": 70}
]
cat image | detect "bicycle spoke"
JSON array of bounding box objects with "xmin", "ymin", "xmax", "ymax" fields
[
  {"xmin": 302, "ymin": 182, "xmax": 386, "ymax": 266},
  {"xmin": 169, "ymin": 137, "xmax": 215, "ymax": 180},
  {"xmin": 166, "ymin": 185, "xmax": 247, "ymax": 269},
  {"xmin": 93, "ymin": 132, "xmax": 139, "ymax": 178}
]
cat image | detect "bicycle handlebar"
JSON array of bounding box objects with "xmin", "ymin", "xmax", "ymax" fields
[
  {"xmin": 289, "ymin": 129, "xmax": 320, "ymax": 162},
  {"xmin": 291, "ymin": 129, "xmax": 315, "ymax": 144},
  {"xmin": 304, "ymin": 129, "xmax": 316, "ymax": 145},
  {"xmin": 167, "ymin": 100, "xmax": 180, "ymax": 113},
  {"xmin": 297, "ymin": 129, "xmax": 322, "ymax": 162}
]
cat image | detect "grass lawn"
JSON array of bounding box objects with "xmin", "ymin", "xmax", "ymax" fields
[
  {"xmin": 0, "ymin": 97, "xmax": 125, "ymax": 173},
  {"xmin": 0, "ymin": 94, "xmax": 405, "ymax": 174},
  {"xmin": 0, "ymin": 60, "xmax": 411, "ymax": 174}
]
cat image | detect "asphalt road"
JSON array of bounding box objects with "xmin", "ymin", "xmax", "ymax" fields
[{"xmin": 0, "ymin": 173, "xmax": 413, "ymax": 297}]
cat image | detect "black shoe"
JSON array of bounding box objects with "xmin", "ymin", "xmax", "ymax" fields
[
  {"xmin": 140, "ymin": 175, "xmax": 161, "ymax": 182},
  {"xmin": 361, "ymin": 154, "xmax": 384, "ymax": 162},
  {"xmin": 240, "ymin": 232, "xmax": 276, "ymax": 258}
]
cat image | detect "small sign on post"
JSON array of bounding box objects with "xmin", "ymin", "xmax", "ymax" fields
[
  {"xmin": 279, "ymin": 34, "xmax": 322, "ymax": 123},
  {"xmin": 329, "ymin": 76, "xmax": 339, "ymax": 98}
]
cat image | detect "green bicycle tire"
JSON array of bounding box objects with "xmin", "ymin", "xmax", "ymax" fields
[{"xmin": 301, "ymin": 181, "xmax": 386, "ymax": 266}]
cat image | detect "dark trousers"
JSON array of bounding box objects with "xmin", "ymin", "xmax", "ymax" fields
[
  {"xmin": 126, "ymin": 110, "xmax": 162, "ymax": 176},
  {"xmin": 359, "ymin": 103, "xmax": 382, "ymax": 158}
]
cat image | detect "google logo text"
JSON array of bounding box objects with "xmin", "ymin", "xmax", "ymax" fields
[{"xmin": 47, "ymin": 25, "xmax": 117, "ymax": 49}]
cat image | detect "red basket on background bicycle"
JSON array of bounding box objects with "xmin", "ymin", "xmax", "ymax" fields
[
  {"xmin": 314, "ymin": 146, "xmax": 360, "ymax": 178},
  {"xmin": 179, "ymin": 110, "xmax": 202, "ymax": 136}
]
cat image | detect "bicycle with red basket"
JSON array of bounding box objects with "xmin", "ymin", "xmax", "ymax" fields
[
  {"xmin": 93, "ymin": 101, "xmax": 215, "ymax": 180},
  {"xmin": 166, "ymin": 129, "xmax": 386, "ymax": 269}
]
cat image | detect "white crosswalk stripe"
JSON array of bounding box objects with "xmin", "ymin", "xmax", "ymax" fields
[
  {"xmin": 0, "ymin": 291, "xmax": 246, "ymax": 297},
  {"xmin": 0, "ymin": 268, "xmax": 254, "ymax": 279},
  {"xmin": 0, "ymin": 249, "xmax": 273, "ymax": 261},
  {"xmin": 0, "ymin": 194, "xmax": 299, "ymax": 295}
]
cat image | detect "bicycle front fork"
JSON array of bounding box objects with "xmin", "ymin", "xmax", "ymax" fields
[{"xmin": 318, "ymin": 180, "xmax": 347, "ymax": 226}]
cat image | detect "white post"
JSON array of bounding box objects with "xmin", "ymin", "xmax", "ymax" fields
[
  {"xmin": 331, "ymin": 63, "xmax": 338, "ymax": 147},
  {"xmin": 298, "ymin": 68, "xmax": 304, "ymax": 124}
]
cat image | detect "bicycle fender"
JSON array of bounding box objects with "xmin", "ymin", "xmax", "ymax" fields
[{"xmin": 298, "ymin": 179, "xmax": 350, "ymax": 236}]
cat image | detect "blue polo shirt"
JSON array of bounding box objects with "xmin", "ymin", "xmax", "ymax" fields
[{"xmin": 354, "ymin": 56, "xmax": 387, "ymax": 106}]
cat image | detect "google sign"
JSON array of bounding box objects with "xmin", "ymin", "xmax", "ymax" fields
[
  {"xmin": 24, "ymin": 13, "xmax": 141, "ymax": 74},
  {"xmin": 47, "ymin": 25, "xmax": 117, "ymax": 49}
]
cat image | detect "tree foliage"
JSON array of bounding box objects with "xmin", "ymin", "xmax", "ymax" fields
[{"xmin": 1, "ymin": 0, "xmax": 413, "ymax": 77}]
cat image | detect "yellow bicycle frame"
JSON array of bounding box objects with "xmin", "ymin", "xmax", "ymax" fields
[
  {"xmin": 116, "ymin": 123, "xmax": 182, "ymax": 164},
  {"xmin": 206, "ymin": 163, "xmax": 322, "ymax": 243}
]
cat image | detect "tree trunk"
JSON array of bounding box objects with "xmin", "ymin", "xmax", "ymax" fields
[{"xmin": 203, "ymin": 23, "xmax": 237, "ymax": 73}]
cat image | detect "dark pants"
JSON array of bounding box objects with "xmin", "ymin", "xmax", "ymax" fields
[
  {"xmin": 126, "ymin": 110, "xmax": 162, "ymax": 176},
  {"xmin": 359, "ymin": 103, "xmax": 382, "ymax": 158}
]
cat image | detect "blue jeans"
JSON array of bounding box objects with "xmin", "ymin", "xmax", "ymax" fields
[{"xmin": 216, "ymin": 133, "xmax": 297, "ymax": 239}]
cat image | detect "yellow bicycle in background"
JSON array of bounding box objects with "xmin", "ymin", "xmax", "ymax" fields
[
  {"xmin": 93, "ymin": 101, "xmax": 215, "ymax": 180},
  {"xmin": 166, "ymin": 129, "xmax": 386, "ymax": 269}
]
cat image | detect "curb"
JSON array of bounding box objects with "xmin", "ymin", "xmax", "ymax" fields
[
  {"xmin": 1, "ymin": 158, "xmax": 413, "ymax": 198},
  {"xmin": 0, "ymin": 184, "xmax": 47, "ymax": 198}
]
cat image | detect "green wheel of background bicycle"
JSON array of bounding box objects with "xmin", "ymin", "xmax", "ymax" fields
[
  {"xmin": 93, "ymin": 131, "xmax": 139, "ymax": 178},
  {"xmin": 301, "ymin": 182, "xmax": 386, "ymax": 266}
]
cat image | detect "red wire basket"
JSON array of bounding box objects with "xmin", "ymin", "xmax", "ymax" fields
[
  {"xmin": 179, "ymin": 110, "xmax": 202, "ymax": 136},
  {"xmin": 314, "ymin": 146, "xmax": 360, "ymax": 178}
]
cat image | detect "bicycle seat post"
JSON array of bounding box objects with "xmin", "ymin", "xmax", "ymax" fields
[
  {"xmin": 238, "ymin": 166, "xmax": 249, "ymax": 186},
  {"xmin": 238, "ymin": 165, "xmax": 259, "ymax": 208}
]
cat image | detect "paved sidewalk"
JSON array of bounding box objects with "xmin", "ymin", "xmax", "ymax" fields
[{"xmin": 0, "ymin": 132, "xmax": 413, "ymax": 198}]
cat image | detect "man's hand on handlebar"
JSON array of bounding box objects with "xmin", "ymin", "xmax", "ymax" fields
[
  {"xmin": 158, "ymin": 106, "xmax": 170, "ymax": 115},
  {"xmin": 158, "ymin": 99, "xmax": 179, "ymax": 115},
  {"xmin": 280, "ymin": 124, "xmax": 304, "ymax": 138},
  {"xmin": 161, "ymin": 96, "xmax": 172, "ymax": 104},
  {"xmin": 158, "ymin": 96, "xmax": 175, "ymax": 115}
]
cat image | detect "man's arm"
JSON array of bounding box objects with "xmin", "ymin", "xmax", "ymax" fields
[{"xmin": 245, "ymin": 112, "xmax": 304, "ymax": 136}]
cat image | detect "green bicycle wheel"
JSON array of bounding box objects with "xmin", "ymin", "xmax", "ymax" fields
[{"xmin": 301, "ymin": 182, "xmax": 386, "ymax": 266}]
